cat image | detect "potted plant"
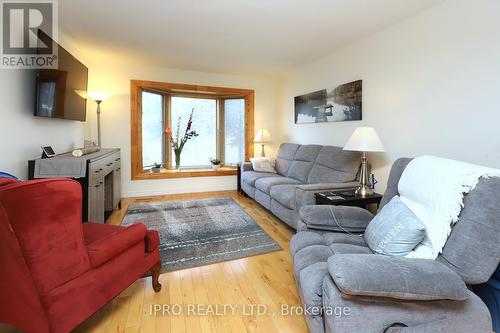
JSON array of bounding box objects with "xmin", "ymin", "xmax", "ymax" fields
[
  {"xmin": 165, "ymin": 108, "xmax": 199, "ymax": 170},
  {"xmin": 210, "ymin": 158, "xmax": 222, "ymax": 170},
  {"xmin": 151, "ymin": 162, "xmax": 162, "ymax": 173}
]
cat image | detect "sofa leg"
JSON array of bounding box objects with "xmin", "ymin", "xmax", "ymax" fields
[{"xmin": 151, "ymin": 261, "xmax": 162, "ymax": 292}]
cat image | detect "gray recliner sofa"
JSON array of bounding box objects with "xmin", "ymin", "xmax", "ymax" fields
[
  {"xmin": 240, "ymin": 143, "xmax": 360, "ymax": 229},
  {"xmin": 291, "ymin": 158, "xmax": 500, "ymax": 333}
]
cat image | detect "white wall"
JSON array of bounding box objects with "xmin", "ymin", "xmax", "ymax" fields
[
  {"xmin": 82, "ymin": 61, "xmax": 281, "ymax": 197},
  {"xmin": 279, "ymin": 0, "xmax": 500, "ymax": 192},
  {"xmin": 0, "ymin": 70, "xmax": 84, "ymax": 179}
]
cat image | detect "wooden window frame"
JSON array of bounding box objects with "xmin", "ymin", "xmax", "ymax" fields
[{"xmin": 131, "ymin": 80, "xmax": 254, "ymax": 180}]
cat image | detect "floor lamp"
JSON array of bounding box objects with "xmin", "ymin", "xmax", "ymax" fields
[{"xmin": 87, "ymin": 92, "xmax": 111, "ymax": 148}]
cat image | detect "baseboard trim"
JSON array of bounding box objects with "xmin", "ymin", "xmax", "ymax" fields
[{"xmin": 122, "ymin": 184, "xmax": 238, "ymax": 198}]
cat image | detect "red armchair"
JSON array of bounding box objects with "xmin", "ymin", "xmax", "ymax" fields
[{"xmin": 0, "ymin": 178, "xmax": 162, "ymax": 333}]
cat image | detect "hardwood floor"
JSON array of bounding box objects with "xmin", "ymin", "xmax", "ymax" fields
[{"xmin": 0, "ymin": 191, "xmax": 308, "ymax": 333}]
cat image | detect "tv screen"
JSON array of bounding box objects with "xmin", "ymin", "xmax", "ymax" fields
[{"xmin": 35, "ymin": 34, "xmax": 88, "ymax": 121}]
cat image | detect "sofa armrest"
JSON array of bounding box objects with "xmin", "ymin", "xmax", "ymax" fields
[
  {"xmin": 328, "ymin": 254, "xmax": 469, "ymax": 301},
  {"xmin": 240, "ymin": 162, "xmax": 254, "ymax": 172},
  {"xmin": 295, "ymin": 181, "xmax": 360, "ymax": 192},
  {"xmin": 299, "ymin": 205, "xmax": 374, "ymax": 232},
  {"xmin": 295, "ymin": 181, "xmax": 360, "ymax": 208},
  {"xmin": 86, "ymin": 223, "xmax": 147, "ymax": 268}
]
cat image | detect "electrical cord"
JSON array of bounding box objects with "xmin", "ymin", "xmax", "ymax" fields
[{"xmin": 328, "ymin": 205, "xmax": 363, "ymax": 237}]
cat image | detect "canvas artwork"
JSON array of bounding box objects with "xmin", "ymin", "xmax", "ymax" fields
[{"xmin": 294, "ymin": 80, "xmax": 362, "ymax": 124}]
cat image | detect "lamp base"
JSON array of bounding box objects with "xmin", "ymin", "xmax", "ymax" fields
[{"xmin": 355, "ymin": 184, "xmax": 374, "ymax": 197}]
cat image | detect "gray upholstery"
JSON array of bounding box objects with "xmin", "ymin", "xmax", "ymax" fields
[
  {"xmin": 270, "ymin": 184, "xmax": 297, "ymax": 209},
  {"xmin": 241, "ymin": 170, "xmax": 276, "ymax": 186},
  {"xmin": 437, "ymin": 176, "xmax": 500, "ymax": 284},
  {"xmin": 307, "ymin": 146, "xmax": 359, "ymax": 184},
  {"xmin": 378, "ymin": 157, "xmax": 412, "ymax": 210},
  {"xmin": 255, "ymin": 176, "xmax": 301, "ymax": 194},
  {"xmin": 291, "ymin": 158, "xmax": 498, "ymax": 333},
  {"xmin": 240, "ymin": 142, "xmax": 360, "ymax": 229},
  {"xmin": 254, "ymin": 190, "xmax": 271, "ymax": 209},
  {"xmin": 329, "ymin": 254, "xmax": 468, "ymax": 301},
  {"xmin": 275, "ymin": 143, "xmax": 300, "ymax": 176},
  {"xmin": 322, "ymin": 277, "xmax": 492, "ymax": 333},
  {"xmin": 300, "ymin": 205, "xmax": 374, "ymax": 233}
]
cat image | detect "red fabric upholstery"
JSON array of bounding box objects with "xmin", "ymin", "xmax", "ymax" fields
[
  {"xmin": 146, "ymin": 230, "xmax": 160, "ymax": 252},
  {"xmin": 85, "ymin": 222, "xmax": 147, "ymax": 268},
  {"xmin": 0, "ymin": 179, "xmax": 160, "ymax": 333}
]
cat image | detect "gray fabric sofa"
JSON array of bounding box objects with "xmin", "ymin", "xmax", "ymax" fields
[
  {"xmin": 291, "ymin": 158, "xmax": 500, "ymax": 333},
  {"xmin": 240, "ymin": 143, "xmax": 360, "ymax": 229}
]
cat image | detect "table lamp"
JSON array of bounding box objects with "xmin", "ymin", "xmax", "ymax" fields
[
  {"xmin": 87, "ymin": 92, "xmax": 111, "ymax": 148},
  {"xmin": 254, "ymin": 129, "xmax": 272, "ymax": 157},
  {"xmin": 343, "ymin": 127, "xmax": 385, "ymax": 196}
]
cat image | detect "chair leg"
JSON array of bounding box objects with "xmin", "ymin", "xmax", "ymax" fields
[{"xmin": 151, "ymin": 261, "xmax": 162, "ymax": 292}]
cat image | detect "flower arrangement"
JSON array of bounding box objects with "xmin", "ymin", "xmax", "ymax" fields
[{"xmin": 165, "ymin": 108, "xmax": 199, "ymax": 169}]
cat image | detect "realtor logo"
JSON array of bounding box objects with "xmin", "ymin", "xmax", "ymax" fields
[{"xmin": 1, "ymin": 0, "xmax": 58, "ymax": 68}]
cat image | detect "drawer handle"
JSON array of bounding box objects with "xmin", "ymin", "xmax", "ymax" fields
[
  {"xmin": 115, "ymin": 158, "xmax": 121, "ymax": 161},
  {"xmin": 106, "ymin": 163, "xmax": 113, "ymax": 167},
  {"xmin": 116, "ymin": 167, "xmax": 121, "ymax": 171}
]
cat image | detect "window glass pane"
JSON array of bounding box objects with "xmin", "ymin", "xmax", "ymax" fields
[
  {"xmin": 224, "ymin": 99, "xmax": 245, "ymax": 165},
  {"xmin": 142, "ymin": 91, "xmax": 163, "ymax": 168},
  {"xmin": 170, "ymin": 97, "xmax": 217, "ymax": 167}
]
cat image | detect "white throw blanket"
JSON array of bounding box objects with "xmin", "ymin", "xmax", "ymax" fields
[{"xmin": 398, "ymin": 155, "xmax": 500, "ymax": 259}]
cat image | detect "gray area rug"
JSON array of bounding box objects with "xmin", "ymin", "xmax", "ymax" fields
[{"xmin": 121, "ymin": 197, "xmax": 282, "ymax": 273}]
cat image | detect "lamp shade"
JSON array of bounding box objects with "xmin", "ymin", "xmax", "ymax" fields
[
  {"xmin": 343, "ymin": 127, "xmax": 385, "ymax": 152},
  {"xmin": 254, "ymin": 129, "xmax": 272, "ymax": 143},
  {"xmin": 87, "ymin": 91, "xmax": 111, "ymax": 102}
]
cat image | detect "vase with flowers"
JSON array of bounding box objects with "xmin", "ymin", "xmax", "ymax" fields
[{"xmin": 165, "ymin": 108, "xmax": 199, "ymax": 170}]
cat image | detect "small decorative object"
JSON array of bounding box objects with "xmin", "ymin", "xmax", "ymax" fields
[
  {"xmin": 294, "ymin": 80, "xmax": 362, "ymax": 124},
  {"xmin": 41, "ymin": 146, "xmax": 56, "ymax": 159},
  {"xmin": 210, "ymin": 158, "xmax": 221, "ymax": 170},
  {"xmin": 87, "ymin": 91, "xmax": 112, "ymax": 148},
  {"xmin": 165, "ymin": 108, "xmax": 199, "ymax": 170},
  {"xmin": 151, "ymin": 162, "xmax": 162, "ymax": 173},
  {"xmin": 253, "ymin": 129, "xmax": 272, "ymax": 157},
  {"xmin": 343, "ymin": 127, "xmax": 385, "ymax": 197}
]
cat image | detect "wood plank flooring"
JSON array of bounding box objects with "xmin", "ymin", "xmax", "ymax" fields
[{"xmin": 1, "ymin": 191, "xmax": 308, "ymax": 333}]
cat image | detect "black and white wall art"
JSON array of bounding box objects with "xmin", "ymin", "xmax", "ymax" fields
[{"xmin": 294, "ymin": 80, "xmax": 362, "ymax": 124}]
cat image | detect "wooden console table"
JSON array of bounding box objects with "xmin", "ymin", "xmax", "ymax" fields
[{"xmin": 28, "ymin": 148, "xmax": 121, "ymax": 223}]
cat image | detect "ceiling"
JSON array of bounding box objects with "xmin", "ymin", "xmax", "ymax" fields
[{"xmin": 60, "ymin": 0, "xmax": 442, "ymax": 77}]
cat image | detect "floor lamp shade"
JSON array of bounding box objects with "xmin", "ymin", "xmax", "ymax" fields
[{"xmin": 343, "ymin": 127, "xmax": 385, "ymax": 196}]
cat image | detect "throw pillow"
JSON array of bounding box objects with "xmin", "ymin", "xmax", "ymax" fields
[
  {"xmin": 250, "ymin": 157, "xmax": 276, "ymax": 173},
  {"xmin": 364, "ymin": 196, "xmax": 426, "ymax": 256}
]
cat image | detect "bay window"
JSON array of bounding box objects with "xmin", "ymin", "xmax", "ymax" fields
[{"xmin": 131, "ymin": 80, "xmax": 254, "ymax": 179}]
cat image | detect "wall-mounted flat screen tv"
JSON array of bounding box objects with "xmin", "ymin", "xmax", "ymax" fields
[{"xmin": 34, "ymin": 31, "xmax": 88, "ymax": 121}]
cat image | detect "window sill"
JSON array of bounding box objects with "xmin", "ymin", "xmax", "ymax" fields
[{"xmin": 132, "ymin": 166, "xmax": 238, "ymax": 180}]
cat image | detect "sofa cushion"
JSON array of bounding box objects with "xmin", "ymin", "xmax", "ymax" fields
[
  {"xmin": 307, "ymin": 146, "xmax": 359, "ymax": 184},
  {"xmin": 329, "ymin": 243, "xmax": 372, "ymax": 255},
  {"xmin": 275, "ymin": 143, "xmax": 300, "ymax": 176},
  {"xmin": 254, "ymin": 176, "xmax": 301, "ymax": 194},
  {"xmin": 241, "ymin": 171, "xmax": 276, "ymax": 186},
  {"xmin": 287, "ymin": 145, "xmax": 322, "ymax": 182},
  {"xmin": 270, "ymin": 184, "xmax": 297, "ymax": 209},
  {"xmin": 290, "ymin": 230, "xmax": 367, "ymax": 256},
  {"xmin": 364, "ymin": 196, "xmax": 425, "ymax": 256}
]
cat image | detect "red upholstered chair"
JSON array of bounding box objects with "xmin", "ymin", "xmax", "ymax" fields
[{"xmin": 0, "ymin": 178, "xmax": 162, "ymax": 333}]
